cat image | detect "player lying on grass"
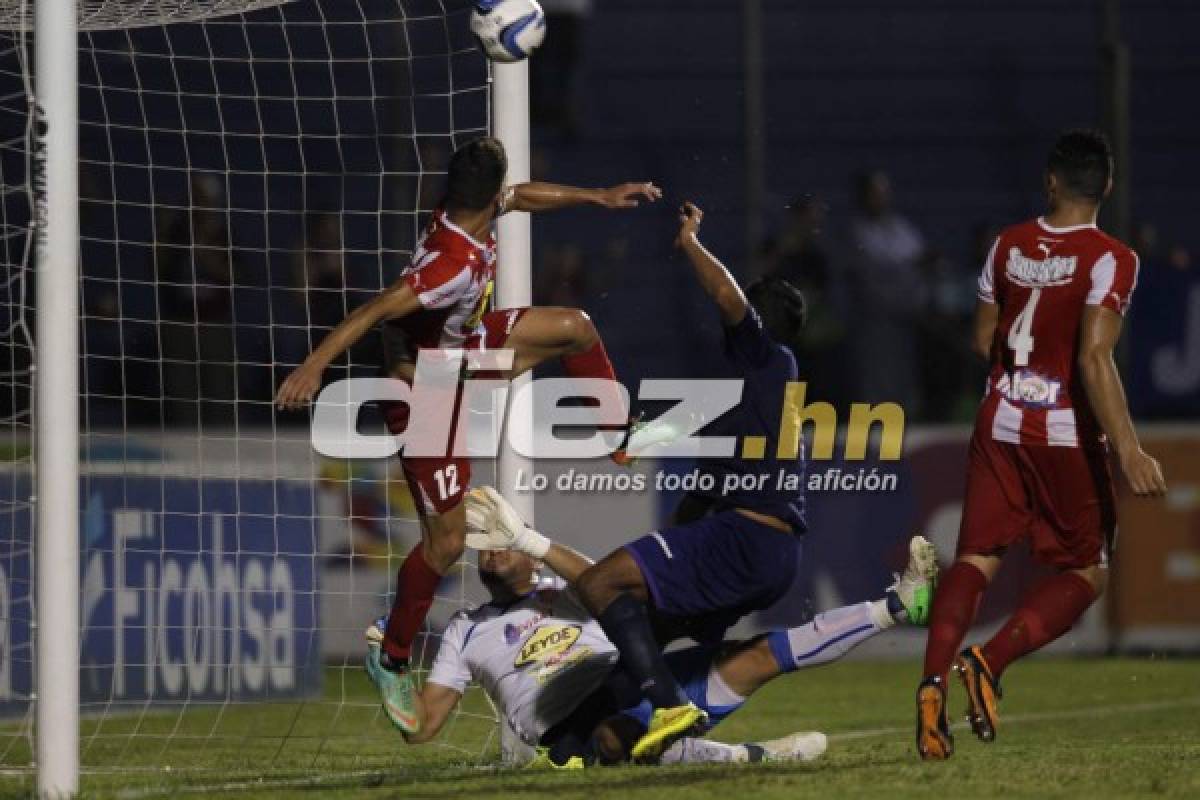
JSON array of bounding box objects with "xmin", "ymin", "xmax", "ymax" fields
[
  {"xmin": 914, "ymin": 129, "xmax": 1168, "ymax": 760},
  {"xmin": 367, "ymin": 487, "xmax": 938, "ymax": 768},
  {"xmin": 276, "ymin": 136, "xmax": 661, "ymax": 734},
  {"xmin": 573, "ymin": 201, "xmax": 849, "ymax": 761}
]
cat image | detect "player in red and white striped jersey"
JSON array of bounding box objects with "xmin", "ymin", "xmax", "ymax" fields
[
  {"xmin": 276, "ymin": 137, "xmax": 661, "ymax": 733},
  {"xmin": 974, "ymin": 213, "xmax": 1138, "ymax": 448},
  {"xmin": 915, "ymin": 130, "xmax": 1167, "ymax": 760}
]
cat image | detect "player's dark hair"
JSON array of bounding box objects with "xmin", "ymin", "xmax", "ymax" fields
[
  {"xmin": 445, "ymin": 136, "xmax": 507, "ymax": 211},
  {"xmin": 1047, "ymin": 129, "xmax": 1112, "ymax": 204},
  {"xmin": 745, "ymin": 276, "xmax": 807, "ymax": 351}
]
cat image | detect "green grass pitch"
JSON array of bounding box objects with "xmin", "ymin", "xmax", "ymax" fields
[{"xmin": 1, "ymin": 657, "xmax": 1196, "ymax": 798}]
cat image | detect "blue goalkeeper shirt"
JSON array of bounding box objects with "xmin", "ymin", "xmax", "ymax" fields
[{"xmin": 687, "ymin": 305, "xmax": 807, "ymax": 533}]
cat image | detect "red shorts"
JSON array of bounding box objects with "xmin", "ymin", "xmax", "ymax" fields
[
  {"xmin": 957, "ymin": 433, "xmax": 1117, "ymax": 570},
  {"xmin": 384, "ymin": 307, "xmax": 529, "ymax": 515}
]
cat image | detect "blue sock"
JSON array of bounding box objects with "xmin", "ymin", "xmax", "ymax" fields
[{"xmin": 596, "ymin": 593, "xmax": 689, "ymax": 709}]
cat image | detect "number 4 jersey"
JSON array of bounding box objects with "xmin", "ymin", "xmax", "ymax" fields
[{"xmin": 976, "ymin": 217, "xmax": 1139, "ymax": 448}]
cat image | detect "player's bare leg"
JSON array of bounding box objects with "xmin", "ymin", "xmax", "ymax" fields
[
  {"xmin": 502, "ymin": 307, "xmax": 648, "ymax": 461},
  {"xmin": 415, "ymin": 501, "xmax": 470, "ymax": 572},
  {"xmin": 500, "ymin": 307, "xmax": 684, "ymax": 464},
  {"xmin": 576, "ymin": 547, "xmax": 650, "ymax": 610},
  {"xmin": 957, "ymin": 562, "xmax": 1106, "ymax": 744},
  {"xmin": 502, "ymin": 307, "xmax": 613, "ymax": 377}
]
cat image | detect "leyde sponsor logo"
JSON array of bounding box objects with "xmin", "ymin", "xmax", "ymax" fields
[
  {"xmin": 514, "ymin": 625, "xmax": 581, "ymax": 667},
  {"xmin": 1006, "ymin": 246, "xmax": 1077, "ymax": 287}
]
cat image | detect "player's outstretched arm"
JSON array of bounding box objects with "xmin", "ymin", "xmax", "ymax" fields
[
  {"xmin": 402, "ymin": 682, "xmax": 462, "ymax": 745},
  {"xmin": 540, "ymin": 541, "xmax": 594, "ymax": 584},
  {"xmin": 274, "ymin": 280, "xmax": 422, "ymax": 410},
  {"xmin": 506, "ymin": 181, "xmax": 661, "ymax": 213},
  {"xmin": 675, "ymin": 202, "xmax": 748, "ymax": 326},
  {"xmin": 1078, "ymin": 305, "xmax": 1167, "ymax": 496}
]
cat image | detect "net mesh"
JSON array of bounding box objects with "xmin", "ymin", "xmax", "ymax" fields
[
  {"xmin": 0, "ymin": 2, "xmax": 295, "ymax": 32},
  {"xmin": 0, "ymin": 0, "xmax": 503, "ymax": 785}
]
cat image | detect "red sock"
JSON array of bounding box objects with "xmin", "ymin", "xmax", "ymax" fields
[
  {"xmin": 560, "ymin": 339, "xmax": 628, "ymax": 427},
  {"xmin": 383, "ymin": 545, "xmax": 443, "ymax": 662},
  {"xmin": 981, "ymin": 571, "xmax": 1096, "ymax": 678},
  {"xmin": 922, "ymin": 561, "xmax": 989, "ymax": 683}
]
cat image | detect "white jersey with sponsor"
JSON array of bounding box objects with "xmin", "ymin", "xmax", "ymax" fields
[{"xmin": 426, "ymin": 587, "xmax": 618, "ymax": 745}]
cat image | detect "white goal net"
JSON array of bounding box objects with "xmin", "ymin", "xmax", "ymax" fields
[{"xmin": 0, "ymin": 0, "xmax": 507, "ymax": 788}]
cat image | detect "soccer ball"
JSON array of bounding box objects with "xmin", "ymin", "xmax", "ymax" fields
[{"xmin": 469, "ymin": 0, "xmax": 547, "ymax": 63}]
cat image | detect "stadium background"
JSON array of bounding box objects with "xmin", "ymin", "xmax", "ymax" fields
[
  {"xmin": 0, "ymin": 0, "xmax": 1197, "ymax": 790},
  {"xmin": 27, "ymin": 0, "xmax": 1198, "ymax": 427}
]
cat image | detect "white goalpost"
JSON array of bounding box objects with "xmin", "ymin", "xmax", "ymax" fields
[
  {"xmin": 491, "ymin": 58, "xmax": 533, "ymax": 556},
  {"xmin": 0, "ymin": 1, "xmax": 533, "ymax": 794},
  {"xmin": 32, "ymin": 0, "xmax": 80, "ymax": 795},
  {"xmin": 490, "ymin": 56, "xmax": 533, "ymax": 765}
]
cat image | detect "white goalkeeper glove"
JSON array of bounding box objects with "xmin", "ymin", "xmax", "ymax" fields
[{"xmin": 464, "ymin": 486, "xmax": 551, "ymax": 559}]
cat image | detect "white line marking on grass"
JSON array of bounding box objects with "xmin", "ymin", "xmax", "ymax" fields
[
  {"xmin": 829, "ymin": 695, "xmax": 1200, "ymax": 742},
  {"xmin": 69, "ymin": 695, "xmax": 1200, "ymax": 798}
]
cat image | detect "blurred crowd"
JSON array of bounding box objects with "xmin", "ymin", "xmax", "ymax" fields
[
  {"xmin": 75, "ymin": 160, "xmax": 1196, "ymax": 428},
  {"xmin": 67, "ymin": 0, "xmax": 1196, "ymax": 429},
  {"xmin": 754, "ymin": 171, "xmax": 984, "ymax": 422},
  {"xmin": 752, "ymin": 171, "xmax": 1197, "ymax": 422}
]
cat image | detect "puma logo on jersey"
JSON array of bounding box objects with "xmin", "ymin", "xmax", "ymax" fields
[
  {"xmin": 1035, "ymin": 237, "xmax": 1061, "ymax": 258},
  {"xmin": 1006, "ymin": 247, "xmax": 1077, "ymax": 287}
]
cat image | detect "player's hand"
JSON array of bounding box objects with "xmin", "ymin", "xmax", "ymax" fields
[
  {"xmin": 275, "ymin": 362, "xmax": 324, "ymax": 410},
  {"xmin": 464, "ymin": 486, "xmax": 550, "ymax": 558},
  {"xmin": 597, "ymin": 182, "xmax": 662, "ymax": 209},
  {"xmin": 674, "ymin": 201, "xmax": 704, "ymax": 248},
  {"xmin": 1119, "ymin": 447, "xmax": 1167, "ymax": 497},
  {"xmin": 464, "ymin": 486, "xmax": 527, "ymax": 551}
]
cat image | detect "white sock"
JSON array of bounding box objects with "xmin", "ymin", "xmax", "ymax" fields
[
  {"xmin": 772, "ymin": 601, "xmax": 884, "ymax": 671},
  {"xmin": 705, "ymin": 665, "xmax": 746, "ymax": 709},
  {"xmin": 868, "ymin": 598, "xmax": 897, "ymax": 630},
  {"xmin": 660, "ymin": 737, "xmax": 750, "ymax": 764}
]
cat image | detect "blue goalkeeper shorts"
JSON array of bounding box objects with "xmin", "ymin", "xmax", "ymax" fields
[{"xmin": 624, "ymin": 509, "xmax": 801, "ymax": 645}]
